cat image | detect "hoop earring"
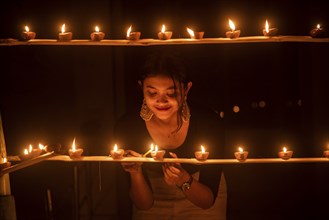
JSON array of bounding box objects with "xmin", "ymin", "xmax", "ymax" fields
[
  {"xmin": 140, "ymin": 99, "xmax": 154, "ymax": 121},
  {"xmin": 182, "ymin": 97, "xmax": 191, "ymax": 122}
]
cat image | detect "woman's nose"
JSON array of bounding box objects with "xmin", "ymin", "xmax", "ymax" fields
[{"xmin": 157, "ymin": 94, "xmax": 168, "ymax": 103}]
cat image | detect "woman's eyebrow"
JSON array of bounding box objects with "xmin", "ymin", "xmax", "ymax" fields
[{"xmin": 145, "ymin": 85, "xmax": 175, "ymax": 90}]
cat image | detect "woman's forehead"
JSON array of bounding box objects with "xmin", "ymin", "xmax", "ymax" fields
[{"xmin": 144, "ymin": 75, "xmax": 181, "ymax": 88}]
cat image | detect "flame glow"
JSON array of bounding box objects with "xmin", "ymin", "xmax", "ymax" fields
[
  {"xmin": 114, "ymin": 144, "xmax": 118, "ymax": 151},
  {"xmin": 239, "ymin": 147, "xmax": 244, "ymax": 153},
  {"xmin": 3, "ymin": 157, "xmax": 7, "ymax": 163},
  {"xmin": 25, "ymin": 26, "xmax": 29, "ymax": 32},
  {"xmin": 201, "ymin": 145, "xmax": 205, "ymax": 153},
  {"xmin": 187, "ymin": 27, "xmax": 195, "ymax": 37},
  {"xmin": 72, "ymin": 138, "xmax": 76, "ymax": 151},
  {"xmin": 127, "ymin": 25, "xmax": 132, "ymax": 37},
  {"xmin": 29, "ymin": 144, "xmax": 33, "ymax": 152},
  {"xmin": 229, "ymin": 19, "xmax": 236, "ymax": 31},
  {"xmin": 95, "ymin": 26, "xmax": 99, "ymax": 32},
  {"xmin": 39, "ymin": 144, "xmax": 45, "ymax": 150},
  {"xmin": 61, "ymin": 24, "xmax": 66, "ymax": 33},
  {"xmin": 24, "ymin": 149, "xmax": 29, "ymax": 155},
  {"xmin": 155, "ymin": 145, "xmax": 159, "ymax": 152},
  {"xmin": 283, "ymin": 147, "xmax": 287, "ymax": 153},
  {"xmin": 317, "ymin": 24, "xmax": 321, "ymax": 29},
  {"xmin": 161, "ymin": 24, "xmax": 166, "ymax": 33},
  {"xmin": 265, "ymin": 20, "xmax": 269, "ymax": 33}
]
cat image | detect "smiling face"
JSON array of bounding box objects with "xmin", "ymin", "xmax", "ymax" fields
[{"xmin": 142, "ymin": 74, "xmax": 189, "ymax": 122}]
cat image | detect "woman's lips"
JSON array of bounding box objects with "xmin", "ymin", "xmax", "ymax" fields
[{"xmin": 155, "ymin": 106, "xmax": 171, "ymax": 111}]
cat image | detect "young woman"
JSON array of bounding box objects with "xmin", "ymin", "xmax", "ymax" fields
[{"xmin": 114, "ymin": 53, "xmax": 227, "ymax": 220}]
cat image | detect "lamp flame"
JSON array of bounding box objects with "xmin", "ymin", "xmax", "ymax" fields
[
  {"xmin": 317, "ymin": 24, "xmax": 321, "ymax": 29},
  {"xmin": 265, "ymin": 20, "xmax": 269, "ymax": 33},
  {"xmin": 39, "ymin": 143, "xmax": 45, "ymax": 150},
  {"xmin": 187, "ymin": 27, "xmax": 195, "ymax": 37},
  {"xmin": 127, "ymin": 25, "xmax": 132, "ymax": 37},
  {"xmin": 29, "ymin": 144, "xmax": 33, "ymax": 153},
  {"xmin": 24, "ymin": 149, "xmax": 29, "ymax": 155},
  {"xmin": 229, "ymin": 19, "xmax": 236, "ymax": 31},
  {"xmin": 239, "ymin": 147, "xmax": 244, "ymax": 153},
  {"xmin": 161, "ymin": 24, "xmax": 166, "ymax": 33},
  {"xmin": 283, "ymin": 147, "xmax": 287, "ymax": 153},
  {"xmin": 72, "ymin": 138, "xmax": 76, "ymax": 152},
  {"xmin": 155, "ymin": 145, "xmax": 159, "ymax": 152},
  {"xmin": 95, "ymin": 26, "xmax": 99, "ymax": 32},
  {"xmin": 61, "ymin": 24, "xmax": 66, "ymax": 33},
  {"xmin": 25, "ymin": 26, "xmax": 29, "ymax": 32},
  {"xmin": 114, "ymin": 144, "xmax": 118, "ymax": 151},
  {"xmin": 201, "ymin": 145, "xmax": 205, "ymax": 153}
]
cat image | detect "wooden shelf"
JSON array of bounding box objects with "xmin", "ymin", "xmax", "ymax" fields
[
  {"xmin": 2, "ymin": 154, "xmax": 328, "ymax": 176},
  {"xmin": 1, "ymin": 36, "xmax": 328, "ymax": 46}
]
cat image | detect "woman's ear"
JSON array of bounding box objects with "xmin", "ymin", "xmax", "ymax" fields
[{"xmin": 185, "ymin": 82, "xmax": 192, "ymax": 95}]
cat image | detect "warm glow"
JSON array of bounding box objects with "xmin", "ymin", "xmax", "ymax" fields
[
  {"xmin": 61, "ymin": 24, "xmax": 66, "ymax": 33},
  {"xmin": 29, "ymin": 144, "xmax": 33, "ymax": 152},
  {"xmin": 201, "ymin": 145, "xmax": 205, "ymax": 153},
  {"xmin": 24, "ymin": 149, "xmax": 29, "ymax": 155},
  {"xmin": 114, "ymin": 144, "xmax": 118, "ymax": 151},
  {"xmin": 239, "ymin": 147, "xmax": 244, "ymax": 153},
  {"xmin": 25, "ymin": 26, "xmax": 29, "ymax": 32},
  {"xmin": 95, "ymin": 26, "xmax": 99, "ymax": 32},
  {"xmin": 72, "ymin": 138, "xmax": 76, "ymax": 151},
  {"xmin": 161, "ymin": 24, "xmax": 166, "ymax": 33},
  {"xmin": 3, "ymin": 157, "xmax": 7, "ymax": 163},
  {"xmin": 229, "ymin": 19, "xmax": 236, "ymax": 31},
  {"xmin": 127, "ymin": 25, "xmax": 132, "ymax": 37},
  {"xmin": 150, "ymin": 143, "xmax": 154, "ymax": 151},
  {"xmin": 233, "ymin": 105, "xmax": 240, "ymax": 113},
  {"xmin": 317, "ymin": 24, "xmax": 321, "ymax": 29},
  {"xmin": 187, "ymin": 27, "xmax": 195, "ymax": 37},
  {"xmin": 283, "ymin": 147, "xmax": 287, "ymax": 153},
  {"xmin": 265, "ymin": 20, "xmax": 269, "ymax": 33},
  {"xmin": 39, "ymin": 143, "xmax": 45, "ymax": 150},
  {"xmin": 155, "ymin": 145, "xmax": 159, "ymax": 152}
]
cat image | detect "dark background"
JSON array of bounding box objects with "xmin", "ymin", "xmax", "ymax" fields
[{"xmin": 1, "ymin": 1, "xmax": 329, "ymax": 220}]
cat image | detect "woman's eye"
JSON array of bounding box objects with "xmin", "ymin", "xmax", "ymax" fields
[
  {"xmin": 167, "ymin": 93, "xmax": 176, "ymax": 98},
  {"xmin": 147, "ymin": 91, "xmax": 157, "ymax": 97}
]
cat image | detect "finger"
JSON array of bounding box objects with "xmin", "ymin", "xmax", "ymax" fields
[
  {"xmin": 163, "ymin": 165, "xmax": 180, "ymax": 178},
  {"xmin": 125, "ymin": 150, "xmax": 142, "ymax": 157},
  {"xmin": 169, "ymin": 152, "xmax": 178, "ymax": 158}
]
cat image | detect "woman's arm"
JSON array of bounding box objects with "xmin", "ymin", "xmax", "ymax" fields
[
  {"xmin": 162, "ymin": 152, "xmax": 216, "ymax": 209},
  {"xmin": 121, "ymin": 150, "xmax": 154, "ymax": 210}
]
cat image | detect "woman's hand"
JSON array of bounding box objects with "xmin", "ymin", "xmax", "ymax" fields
[
  {"xmin": 162, "ymin": 152, "xmax": 190, "ymax": 186},
  {"xmin": 121, "ymin": 150, "xmax": 143, "ymax": 173}
]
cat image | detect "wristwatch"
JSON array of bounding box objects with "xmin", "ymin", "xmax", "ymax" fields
[{"xmin": 180, "ymin": 175, "xmax": 193, "ymax": 192}]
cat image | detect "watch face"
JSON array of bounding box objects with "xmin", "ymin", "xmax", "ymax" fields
[{"xmin": 182, "ymin": 182, "xmax": 191, "ymax": 191}]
